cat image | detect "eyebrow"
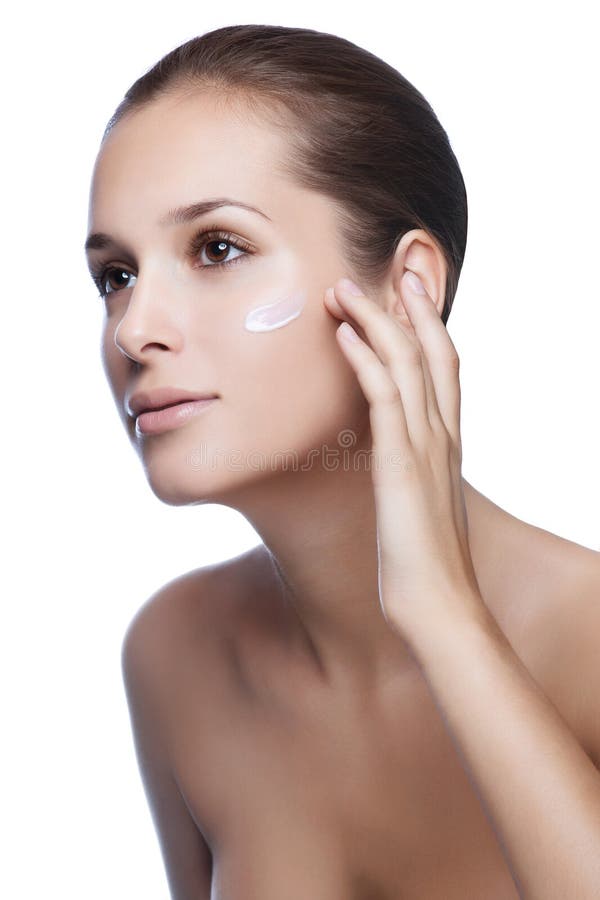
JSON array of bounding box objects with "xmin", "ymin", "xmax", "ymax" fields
[{"xmin": 84, "ymin": 198, "xmax": 272, "ymax": 253}]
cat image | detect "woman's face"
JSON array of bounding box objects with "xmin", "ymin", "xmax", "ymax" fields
[{"xmin": 86, "ymin": 91, "xmax": 370, "ymax": 505}]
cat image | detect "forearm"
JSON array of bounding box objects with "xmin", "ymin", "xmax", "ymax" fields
[{"xmin": 406, "ymin": 601, "xmax": 600, "ymax": 899}]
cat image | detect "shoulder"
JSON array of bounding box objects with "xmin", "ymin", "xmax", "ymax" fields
[
  {"xmin": 121, "ymin": 545, "xmax": 266, "ymax": 705},
  {"xmin": 527, "ymin": 542, "xmax": 600, "ymax": 766},
  {"xmin": 122, "ymin": 546, "xmax": 260, "ymax": 656},
  {"xmin": 120, "ymin": 562, "xmax": 247, "ymax": 893},
  {"xmin": 120, "ymin": 547, "xmax": 268, "ymax": 845}
]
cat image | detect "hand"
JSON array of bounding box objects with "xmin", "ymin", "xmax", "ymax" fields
[{"xmin": 323, "ymin": 272, "xmax": 486, "ymax": 644}]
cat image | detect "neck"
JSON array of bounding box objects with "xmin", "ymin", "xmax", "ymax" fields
[{"xmin": 228, "ymin": 463, "xmax": 498, "ymax": 695}]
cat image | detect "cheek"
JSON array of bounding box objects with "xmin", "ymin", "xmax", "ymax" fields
[
  {"xmin": 99, "ymin": 327, "xmax": 135, "ymax": 431},
  {"xmin": 223, "ymin": 295, "xmax": 367, "ymax": 453},
  {"xmin": 101, "ymin": 327, "xmax": 126, "ymax": 395},
  {"xmin": 244, "ymin": 288, "xmax": 308, "ymax": 332}
]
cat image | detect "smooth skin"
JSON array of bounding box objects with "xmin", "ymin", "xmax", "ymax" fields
[{"xmin": 88, "ymin": 89, "xmax": 600, "ymax": 899}]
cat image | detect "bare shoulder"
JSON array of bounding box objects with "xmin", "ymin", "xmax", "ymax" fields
[
  {"xmin": 522, "ymin": 536, "xmax": 600, "ymax": 766},
  {"xmin": 550, "ymin": 545, "xmax": 600, "ymax": 762},
  {"xmin": 121, "ymin": 544, "xmax": 270, "ymax": 720},
  {"xmin": 120, "ymin": 554, "xmax": 261, "ymax": 899},
  {"xmin": 120, "ymin": 546, "xmax": 266, "ymax": 853},
  {"xmin": 122, "ymin": 544, "xmax": 263, "ymax": 665}
]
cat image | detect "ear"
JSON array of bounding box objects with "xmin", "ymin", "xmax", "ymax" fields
[{"xmin": 381, "ymin": 229, "xmax": 448, "ymax": 326}]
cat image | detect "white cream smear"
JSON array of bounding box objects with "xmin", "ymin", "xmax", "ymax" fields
[{"xmin": 244, "ymin": 288, "xmax": 308, "ymax": 332}]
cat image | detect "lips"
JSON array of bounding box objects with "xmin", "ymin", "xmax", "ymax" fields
[{"xmin": 127, "ymin": 386, "xmax": 218, "ymax": 418}]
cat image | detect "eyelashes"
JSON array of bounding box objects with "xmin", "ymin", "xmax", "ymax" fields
[
  {"xmin": 188, "ymin": 227, "xmax": 253, "ymax": 270},
  {"xmin": 89, "ymin": 225, "xmax": 254, "ymax": 299}
]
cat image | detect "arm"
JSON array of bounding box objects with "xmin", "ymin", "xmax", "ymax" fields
[
  {"xmin": 324, "ymin": 274, "xmax": 600, "ymax": 899},
  {"xmin": 121, "ymin": 584, "xmax": 213, "ymax": 900},
  {"xmin": 405, "ymin": 592, "xmax": 600, "ymax": 900}
]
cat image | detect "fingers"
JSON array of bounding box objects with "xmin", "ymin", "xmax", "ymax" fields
[
  {"xmin": 324, "ymin": 275, "xmax": 462, "ymax": 453},
  {"xmin": 332, "ymin": 279, "xmax": 433, "ymax": 449},
  {"xmin": 398, "ymin": 271, "xmax": 462, "ymax": 450},
  {"xmin": 332, "ymin": 316, "xmax": 412, "ymax": 456}
]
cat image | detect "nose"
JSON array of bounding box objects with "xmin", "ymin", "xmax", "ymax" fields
[{"xmin": 113, "ymin": 277, "xmax": 184, "ymax": 363}]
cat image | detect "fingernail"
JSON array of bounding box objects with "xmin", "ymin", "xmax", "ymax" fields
[
  {"xmin": 405, "ymin": 271, "xmax": 426, "ymax": 294},
  {"xmin": 338, "ymin": 322, "xmax": 361, "ymax": 342},
  {"xmin": 339, "ymin": 277, "xmax": 363, "ymax": 295}
]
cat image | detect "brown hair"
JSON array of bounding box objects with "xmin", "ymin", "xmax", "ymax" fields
[{"xmin": 103, "ymin": 24, "xmax": 468, "ymax": 325}]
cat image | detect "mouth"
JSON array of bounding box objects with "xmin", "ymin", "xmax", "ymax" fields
[
  {"xmin": 126, "ymin": 385, "xmax": 219, "ymax": 437},
  {"xmin": 127, "ymin": 386, "xmax": 218, "ymax": 418},
  {"xmin": 134, "ymin": 397, "xmax": 218, "ymax": 436}
]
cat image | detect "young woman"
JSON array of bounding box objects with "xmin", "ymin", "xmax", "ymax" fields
[{"xmin": 85, "ymin": 24, "xmax": 600, "ymax": 900}]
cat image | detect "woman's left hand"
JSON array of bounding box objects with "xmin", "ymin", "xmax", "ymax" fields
[{"xmin": 324, "ymin": 272, "xmax": 488, "ymax": 645}]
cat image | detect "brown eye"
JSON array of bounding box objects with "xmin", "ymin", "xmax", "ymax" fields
[
  {"xmin": 104, "ymin": 269, "xmax": 133, "ymax": 293},
  {"xmin": 189, "ymin": 227, "xmax": 253, "ymax": 272},
  {"xmin": 91, "ymin": 266, "xmax": 136, "ymax": 299},
  {"xmin": 204, "ymin": 239, "xmax": 235, "ymax": 264},
  {"xmin": 90, "ymin": 227, "xmax": 254, "ymax": 300}
]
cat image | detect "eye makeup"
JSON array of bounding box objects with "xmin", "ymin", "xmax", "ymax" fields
[{"xmin": 244, "ymin": 288, "xmax": 308, "ymax": 333}]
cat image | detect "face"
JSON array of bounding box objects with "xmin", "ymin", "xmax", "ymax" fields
[{"xmin": 85, "ymin": 91, "xmax": 370, "ymax": 506}]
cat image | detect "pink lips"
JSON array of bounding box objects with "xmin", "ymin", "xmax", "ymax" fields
[
  {"xmin": 135, "ymin": 397, "xmax": 218, "ymax": 435},
  {"xmin": 126, "ymin": 386, "xmax": 219, "ymax": 436}
]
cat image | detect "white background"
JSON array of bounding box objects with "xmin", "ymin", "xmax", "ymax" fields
[{"xmin": 2, "ymin": 1, "xmax": 598, "ymax": 897}]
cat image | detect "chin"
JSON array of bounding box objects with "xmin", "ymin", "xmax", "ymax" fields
[
  {"xmin": 144, "ymin": 473, "xmax": 227, "ymax": 507},
  {"xmin": 141, "ymin": 459, "xmax": 222, "ymax": 506},
  {"xmin": 140, "ymin": 453, "xmax": 268, "ymax": 508}
]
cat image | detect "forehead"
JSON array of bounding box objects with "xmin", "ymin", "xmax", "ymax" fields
[{"xmin": 87, "ymin": 92, "xmax": 290, "ymax": 228}]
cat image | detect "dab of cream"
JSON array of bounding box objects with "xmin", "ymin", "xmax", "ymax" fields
[{"xmin": 244, "ymin": 288, "xmax": 308, "ymax": 333}]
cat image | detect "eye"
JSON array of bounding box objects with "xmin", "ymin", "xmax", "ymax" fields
[
  {"xmin": 190, "ymin": 229, "xmax": 252, "ymax": 270},
  {"xmin": 91, "ymin": 267, "xmax": 136, "ymax": 299},
  {"xmin": 89, "ymin": 226, "xmax": 254, "ymax": 300}
]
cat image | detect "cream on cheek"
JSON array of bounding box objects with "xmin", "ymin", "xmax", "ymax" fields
[{"xmin": 244, "ymin": 288, "xmax": 308, "ymax": 332}]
